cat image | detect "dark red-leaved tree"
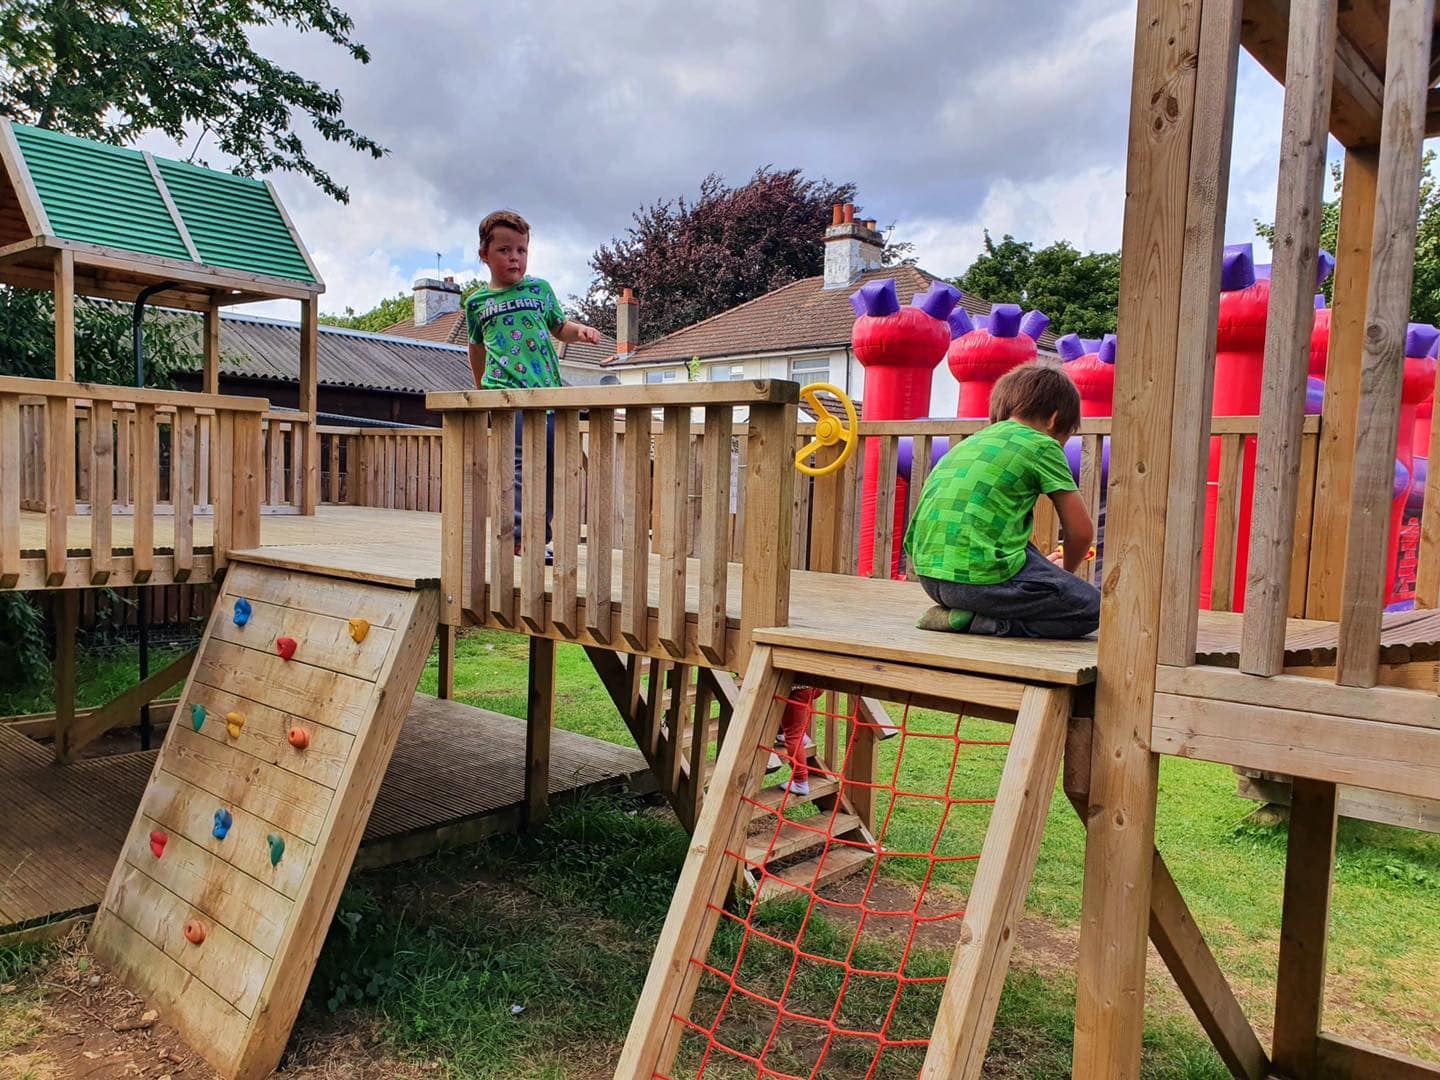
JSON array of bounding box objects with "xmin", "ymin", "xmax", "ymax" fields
[{"xmin": 575, "ymin": 167, "xmax": 913, "ymax": 343}]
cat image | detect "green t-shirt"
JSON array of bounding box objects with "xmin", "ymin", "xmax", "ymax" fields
[
  {"xmin": 902, "ymin": 420, "xmax": 1077, "ymax": 585},
  {"xmin": 464, "ymin": 276, "xmax": 568, "ymax": 389}
]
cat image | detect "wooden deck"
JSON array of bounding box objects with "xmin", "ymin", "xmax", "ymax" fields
[
  {"xmin": 0, "ymin": 694, "xmax": 649, "ymax": 934},
  {"xmin": 20, "ymin": 504, "xmax": 1440, "ymax": 685}
]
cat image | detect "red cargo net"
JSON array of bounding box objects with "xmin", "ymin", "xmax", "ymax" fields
[{"xmin": 660, "ymin": 691, "xmax": 1012, "ymax": 1079}]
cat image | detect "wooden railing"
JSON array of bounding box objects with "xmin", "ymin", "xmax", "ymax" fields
[
  {"xmin": 427, "ymin": 383, "xmax": 798, "ymax": 672},
  {"xmin": 0, "ymin": 377, "xmax": 269, "ymax": 589},
  {"xmin": 316, "ymin": 424, "xmax": 444, "ymax": 511}
]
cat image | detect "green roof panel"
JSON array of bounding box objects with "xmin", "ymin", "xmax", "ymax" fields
[
  {"xmin": 12, "ymin": 124, "xmax": 191, "ymax": 261},
  {"xmin": 154, "ymin": 158, "xmax": 315, "ymax": 284}
]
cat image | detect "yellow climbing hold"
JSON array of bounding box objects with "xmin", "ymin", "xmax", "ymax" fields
[
  {"xmin": 348, "ymin": 617, "xmax": 370, "ymax": 643},
  {"xmin": 225, "ymin": 711, "xmax": 245, "ymax": 739}
]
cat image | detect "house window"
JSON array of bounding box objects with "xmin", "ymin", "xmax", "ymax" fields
[
  {"xmin": 710, "ymin": 363, "xmax": 746, "ymax": 381},
  {"xmin": 789, "ymin": 356, "xmax": 831, "ymax": 382},
  {"xmin": 644, "ymin": 369, "xmax": 678, "ymax": 384}
]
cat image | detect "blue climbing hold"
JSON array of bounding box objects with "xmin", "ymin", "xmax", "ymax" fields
[
  {"xmin": 213, "ymin": 808, "xmax": 233, "ymax": 840},
  {"xmin": 233, "ymin": 598, "xmax": 252, "ymax": 627},
  {"xmin": 189, "ymin": 703, "xmax": 205, "ymax": 732}
]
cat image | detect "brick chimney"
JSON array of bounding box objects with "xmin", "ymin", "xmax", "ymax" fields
[
  {"xmin": 616, "ymin": 287, "xmax": 639, "ymax": 356},
  {"xmin": 413, "ymin": 275, "xmax": 461, "ymax": 326},
  {"xmin": 823, "ymin": 203, "xmax": 884, "ymax": 289}
]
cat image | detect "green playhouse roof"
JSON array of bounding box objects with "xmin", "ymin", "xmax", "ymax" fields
[{"xmin": 7, "ymin": 121, "xmax": 318, "ymax": 286}]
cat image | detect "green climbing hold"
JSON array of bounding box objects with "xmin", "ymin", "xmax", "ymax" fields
[
  {"xmin": 266, "ymin": 833, "xmax": 285, "ymax": 866},
  {"xmin": 189, "ymin": 703, "xmax": 205, "ymax": 732}
]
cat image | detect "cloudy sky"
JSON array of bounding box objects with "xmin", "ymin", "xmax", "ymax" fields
[{"xmin": 142, "ymin": 0, "xmax": 1336, "ymax": 321}]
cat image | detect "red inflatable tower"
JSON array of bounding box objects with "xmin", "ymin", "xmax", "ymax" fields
[
  {"xmin": 1057, "ymin": 333, "xmax": 1116, "ymax": 418},
  {"xmin": 850, "ymin": 278, "xmax": 960, "ymax": 577},
  {"xmin": 1391, "ymin": 324, "xmax": 1438, "ymax": 603},
  {"xmin": 946, "ymin": 304, "xmax": 1051, "ymax": 419}
]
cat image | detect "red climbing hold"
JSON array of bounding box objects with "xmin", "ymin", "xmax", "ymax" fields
[
  {"xmin": 276, "ymin": 636, "xmax": 297, "ymax": 661},
  {"xmin": 149, "ymin": 830, "xmax": 167, "ymax": 858},
  {"xmin": 183, "ymin": 919, "xmax": 207, "ymax": 945},
  {"xmin": 287, "ymin": 727, "xmax": 310, "ymax": 750}
]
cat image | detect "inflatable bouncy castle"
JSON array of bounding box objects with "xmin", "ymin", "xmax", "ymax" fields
[
  {"xmin": 1058, "ymin": 333, "xmax": 1116, "ymax": 418},
  {"xmin": 850, "ymin": 278, "xmax": 960, "ymax": 577},
  {"xmin": 947, "ymin": 304, "xmax": 1052, "ymax": 418},
  {"xmin": 1390, "ymin": 324, "xmax": 1439, "ymax": 604}
]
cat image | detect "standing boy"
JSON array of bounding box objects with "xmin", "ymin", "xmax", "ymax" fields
[
  {"xmin": 465, "ymin": 210, "xmax": 601, "ymax": 548},
  {"xmin": 903, "ymin": 364, "xmax": 1100, "ymax": 638}
]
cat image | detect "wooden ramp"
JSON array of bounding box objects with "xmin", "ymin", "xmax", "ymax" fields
[{"xmin": 88, "ymin": 560, "xmax": 439, "ymax": 1080}]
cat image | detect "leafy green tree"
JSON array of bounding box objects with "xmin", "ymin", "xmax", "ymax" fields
[
  {"xmin": 0, "ymin": 0, "xmax": 383, "ymax": 201},
  {"xmin": 1256, "ymin": 150, "xmax": 1440, "ymax": 324},
  {"xmin": 955, "ymin": 232, "xmax": 1121, "ymax": 338},
  {"xmin": 0, "ymin": 290, "xmax": 196, "ymax": 384}
]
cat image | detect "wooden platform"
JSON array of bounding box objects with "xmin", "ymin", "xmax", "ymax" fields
[
  {"xmin": 21, "ymin": 504, "xmax": 1440, "ymax": 686},
  {"xmin": 0, "ymin": 694, "xmax": 648, "ymax": 934}
]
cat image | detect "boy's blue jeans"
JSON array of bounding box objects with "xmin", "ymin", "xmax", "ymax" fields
[
  {"xmin": 919, "ymin": 545, "xmax": 1100, "ymax": 639},
  {"xmin": 512, "ymin": 412, "xmax": 554, "ymax": 543}
]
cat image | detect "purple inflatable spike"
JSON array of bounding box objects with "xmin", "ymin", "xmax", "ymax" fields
[
  {"xmin": 989, "ymin": 304, "xmax": 1023, "ymax": 338},
  {"xmin": 1020, "ymin": 309, "xmax": 1051, "ymax": 342},
  {"xmin": 1305, "ymin": 376, "xmax": 1325, "ymax": 416},
  {"xmin": 947, "ymin": 308, "xmax": 975, "ymax": 339},
  {"xmin": 1405, "ymin": 323, "xmax": 1440, "ymax": 359},
  {"xmin": 1081, "ymin": 338, "xmax": 1101, "ymax": 354},
  {"xmin": 1431, "ymin": 334, "xmax": 1440, "ymax": 359},
  {"xmin": 912, "ymin": 281, "xmax": 961, "ymax": 321},
  {"xmin": 1314, "ymin": 294, "xmax": 1326, "ymax": 310},
  {"xmin": 1316, "ymin": 249, "xmax": 1336, "ymax": 287},
  {"xmin": 1254, "ymin": 262, "xmax": 1273, "ymax": 280},
  {"xmin": 850, "ymin": 278, "xmax": 899, "ymax": 319},
  {"xmin": 1098, "ymin": 335, "xmax": 1118, "ymax": 364},
  {"xmin": 973, "ymin": 314, "xmax": 990, "ymax": 333},
  {"xmin": 1220, "ymin": 243, "xmax": 1255, "ymax": 292},
  {"xmin": 1056, "ymin": 334, "xmax": 1086, "ymax": 362}
]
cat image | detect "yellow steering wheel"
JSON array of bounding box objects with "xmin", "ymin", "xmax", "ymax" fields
[{"xmin": 795, "ymin": 383, "xmax": 858, "ymax": 477}]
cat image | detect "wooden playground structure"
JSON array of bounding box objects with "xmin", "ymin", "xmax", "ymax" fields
[{"xmin": 1, "ymin": 0, "xmax": 1440, "ymax": 1077}]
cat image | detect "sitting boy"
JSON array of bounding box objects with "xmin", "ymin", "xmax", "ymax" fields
[{"xmin": 903, "ymin": 364, "xmax": 1100, "ymax": 638}]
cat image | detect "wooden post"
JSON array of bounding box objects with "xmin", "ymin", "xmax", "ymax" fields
[
  {"xmin": 737, "ymin": 403, "xmax": 796, "ymax": 669},
  {"xmin": 52, "ymin": 591, "xmax": 78, "ymax": 763},
  {"xmin": 1239, "ymin": 0, "xmax": 1338, "ymax": 676},
  {"xmin": 524, "ymin": 636, "xmax": 555, "ymax": 830},
  {"xmin": 1074, "ymin": 0, "xmax": 1233, "ymax": 1074},
  {"xmin": 1271, "ymin": 778, "xmax": 1338, "ymax": 1077},
  {"xmin": 298, "ymin": 297, "xmax": 320, "ymax": 514},
  {"xmin": 437, "ymin": 625, "xmax": 456, "ymax": 700},
  {"xmin": 1306, "ymin": 148, "xmax": 1379, "ymax": 618},
  {"xmin": 203, "ymin": 303, "xmax": 222, "ymax": 395},
  {"xmin": 53, "ymin": 250, "xmax": 75, "ymax": 381}
]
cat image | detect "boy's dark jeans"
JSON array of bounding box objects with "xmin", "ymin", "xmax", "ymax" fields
[
  {"xmin": 513, "ymin": 412, "xmax": 554, "ymax": 542},
  {"xmin": 920, "ymin": 545, "xmax": 1100, "ymax": 639}
]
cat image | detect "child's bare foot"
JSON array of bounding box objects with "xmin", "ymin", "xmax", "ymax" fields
[{"xmin": 916, "ymin": 605, "xmax": 974, "ymax": 633}]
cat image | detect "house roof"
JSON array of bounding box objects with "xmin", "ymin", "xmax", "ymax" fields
[
  {"xmin": 4, "ymin": 121, "xmax": 318, "ymax": 286},
  {"xmin": 608, "ymin": 265, "xmax": 1060, "ymax": 367},
  {"xmin": 380, "ymin": 308, "xmax": 615, "ymax": 367}
]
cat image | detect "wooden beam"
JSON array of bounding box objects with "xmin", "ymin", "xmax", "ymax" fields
[
  {"xmin": 1074, "ymin": 0, "xmax": 1221, "ymax": 1073},
  {"xmin": 51, "ymin": 590, "xmax": 78, "ymax": 764},
  {"xmin": 0, "ymin": 375, "xmax": 268, "ymax": 413},
  {"xmin": 525, "ymin": 636, "xmax": 555, "ymax": 829},
  {"xmin": 144, "ymin": 152, "xmax": 200, "ymax": 263},
  {"xmin": 427, "ymin": 380, "xmax": 799, "ymax": 412},
  {"xmin": 298, "ymin": 297, "xmax": 319, "ymax": 514},
  {"xmin": 1240, "ymin": 0, "xmax": 1339, "ymax": 675},
  {"xmin": 203, "ymin": 304, "xmax": 222, "ymax": 396},
  {"xmin": 1306, "ymin": 148, "xmax": 1380, "ymax": 618},
  {"xmin": 55, "ymin": 646, "xmax": 197, "ymax": 763},
  {"xmin": 0, "ymin": 119, "xmax": 50, "ymax": 235},
  {"xmin": 263, "ymin": 179, "xmax": 324, "ymax": 286},
  {"xmin": 437, "ymin": 625, "xmax": 456, "ymax": 699},
  {"xmin": 53, "ymin": 248, "xmax": 74, "ymax": 381},
  {"xmin": 1271, "ymin": 778, "xmax": 1338, "ymax": 1077},
  {"xmin": 1337, "ymin": 0, "xmax": 1436, "ymax": 686},
  {"xmin": 1315, "ymin": 1032, "xmax": 1440, "ymax": 1078}
]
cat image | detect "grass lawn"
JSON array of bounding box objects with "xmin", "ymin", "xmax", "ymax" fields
[{"xmin": 1, "ymin": 627, "xmax": 1437, "ymax": 1077}]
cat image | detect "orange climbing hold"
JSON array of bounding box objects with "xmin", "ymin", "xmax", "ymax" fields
[
  {"xmin": 148, "ymin": 830, "xmax": 167, "ymax": 858},
  {"xmin": 287, "ymin": 727, "xmax": 310, "ymax": 750},
  {"xmin": 348, "ymin": 617, "xmax": 370, "ymax": 643},
  {"xmin": 276, "ymin": 636, "xmax": 297, "ymax": 661},
  {"xmin": 183, "ymin": 920, "xmax": 207, "ymax": 945},
  {"xmin": 225, "ymin": 711, "xmax": 245, "ymax": 739}
]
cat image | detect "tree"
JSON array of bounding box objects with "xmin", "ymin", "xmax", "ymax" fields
[
  {"xmin": 0, "ymin": 0, "xmax": 383, "ymax": 202},
  {"xmin": 574, "ymin": 168, "xmax": 914, "ymax": 343},
  {"xmin": 1255, "ymin": 151, "xmax": 1440, "ymax": 324},
  {"xmin": 0, "ymin": 289, "xmax": 196, "ymax": 385},
  {"xmin": 955, "ymin": 232, "xmax": 1121, "ymax": 338}
]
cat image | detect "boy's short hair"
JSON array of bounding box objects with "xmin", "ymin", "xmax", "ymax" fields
[
  {"xmin": 479, "ymin": 210, "xmax": 530, "ymax": 254},
  {"xmin": 989, "ymin": 363, "xmax": 1082, "ymax": 437}
]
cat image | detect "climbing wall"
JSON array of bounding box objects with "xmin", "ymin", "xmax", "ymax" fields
[{"xmin": 89, "ymin": 561, "xmax": 439, "ymax": 1080}]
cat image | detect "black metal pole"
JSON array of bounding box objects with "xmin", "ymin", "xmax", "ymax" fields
[{"xmin": 132, "ymin": 283, "xmax": 176, "ymax": 751}]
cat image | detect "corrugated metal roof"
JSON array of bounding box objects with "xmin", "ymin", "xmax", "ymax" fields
[
  {"xmin": 154, "ymin": 158, "xmax": 314, "ymax": 282},
  {"xmin": 13, "ymin": 124, "xmax": 191, "ymax": 261},
  {"xmin": 10, "ymin": 122, "xmax": 315, "ymax": 284}
]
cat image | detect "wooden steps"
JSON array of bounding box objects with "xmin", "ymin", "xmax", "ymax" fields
[
  {"xmin": 88, "ymin": 562, "xmax": 439, "ymax": 1080},
  {"xmin": 755, "ymin": 844, "xmax": 875, "ymax": 904},
  {"xmin": 745, "ymin": 811, "xmax": 863, "ymax": 864},
  {"xmin": 752, "ymin": 775, "xmax": 840, "ymax": 810}
]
